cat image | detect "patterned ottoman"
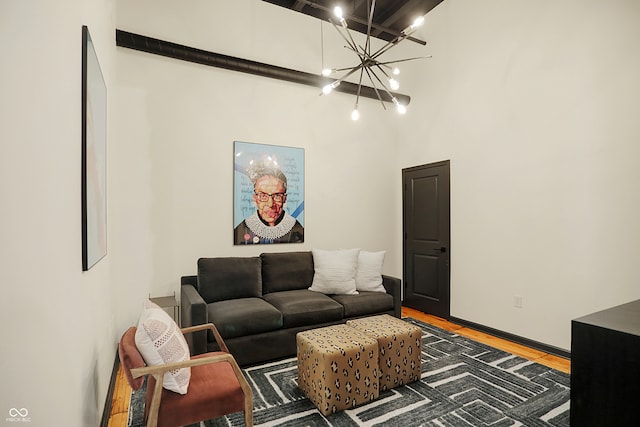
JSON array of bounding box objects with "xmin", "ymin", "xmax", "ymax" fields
[
  {"xmin": 347, "ymin": 314, "xmax": 422, "ymax": 391},
  {"xmin": 296, "ymin": 324, "xmax": 379, "ymax": 415}
]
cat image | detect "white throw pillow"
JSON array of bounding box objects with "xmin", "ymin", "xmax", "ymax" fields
[
  {"xmin": 309, "ymin": 248, "xmax": 360, "ymax": 295},
  {"xmin": 135, "ymin": 300, "xmax": 191, "ymax": 394},
  {"xmin": 356, "ymin": 250, "xmax": 386, "ymax": 293}
]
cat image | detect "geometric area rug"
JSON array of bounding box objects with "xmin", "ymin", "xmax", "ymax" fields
[{"xmin": 128, "ymin": 318, "xmax": 570, "ymax": 426}]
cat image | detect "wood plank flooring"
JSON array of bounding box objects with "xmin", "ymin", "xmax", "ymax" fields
[
  {"xmin": 106, "ymin": 308, "xmax": 570, "ymax": 426},
  {"xmin": 401, "ymin": 307, "xmax": 570, "ymax": 373},
  {"xmin": 107, "ymin": 360, "xmax": 131, "ymax": 427}
]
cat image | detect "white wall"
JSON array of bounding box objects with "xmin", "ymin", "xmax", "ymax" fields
[
  {"xmin": 397, "ymin": 0, "xmax": 640, "ymax": 350},
  {"xmin": 0, "ymin": 0, "xmax": 116, "ymax": 425}
]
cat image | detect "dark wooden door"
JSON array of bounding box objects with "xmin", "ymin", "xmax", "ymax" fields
[{"xmin": 402, "ymin": 161, "xmax": 450, "ymax": 318}]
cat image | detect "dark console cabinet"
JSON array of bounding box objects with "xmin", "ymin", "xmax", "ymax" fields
[{"xmin": 570, "ymin": 299, "xmax": 640, "ymax": 426}]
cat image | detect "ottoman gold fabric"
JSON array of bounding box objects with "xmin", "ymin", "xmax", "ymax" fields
[
  {"xmin": 347, "ymin": 314, "xmax": 422, "ymax": 391},
  {"xmin": 296, "ymin": 324, "xmax": 379, "ymax": 415}
]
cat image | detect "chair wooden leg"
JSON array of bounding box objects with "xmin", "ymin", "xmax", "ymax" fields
[
  {"xmin": 243, "ymin": 390, "xmax": 253, "ymax": 426},
  {"xmin": 146, "ymin": 374, "xmax": 165, "ymax": 427}
]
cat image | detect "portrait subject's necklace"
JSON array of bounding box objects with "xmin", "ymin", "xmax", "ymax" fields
[{"xmin": 245, "ymin": 212, "xmax": 296, "ymax": 239}]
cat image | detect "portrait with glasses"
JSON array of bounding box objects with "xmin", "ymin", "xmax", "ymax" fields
[{"xmin": 233, "ymin": 141, "xmax": 304, "ymax": 245}]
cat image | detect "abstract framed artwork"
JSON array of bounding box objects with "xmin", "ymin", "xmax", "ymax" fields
[
  {"xmin": 81, "ymin": 26, "xmax": 107, "ymax": 270},
  {"xmin": 233, "ymin": 141, "xmax": 304, "ymax": 245}
]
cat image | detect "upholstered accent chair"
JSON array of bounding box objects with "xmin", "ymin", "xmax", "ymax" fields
[{"xmin": 118, "ymin": 323, "xmax": 253, "ymax": 427}]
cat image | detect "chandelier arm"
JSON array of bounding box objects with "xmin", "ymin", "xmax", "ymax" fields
[
  {"xmin": 367, "ymin": 66, "xmax": 398, "ymax": 105},
  {"xmin": 368, "ymin": 68, "xmax": 390, "ymax": 93},
  {"xmin": 370, "ymin": 56, "xmax": 431, "ymax": 75},
  {"xmin": 327, "ymin": 16, "xmax": 365, "ymax": 62},
  {"xmin": 369, "ymin": 24, "xmax": 423, "ymax": 61},
  {"xmin": 373, "ymin": 63, "xmax": 392, "ymax": 81},
  {"xmin": 343, "ymin": 44, "xmax": 368, "ymax": 64},
  {"xmin": 343, "ymin": 27, "xmax": 365, "ymax": 62},
  {"xmin": 339, "ymin": 65, "xmax": 365, "ymax": 83},
  {"xmin": 328, "ymin": 18, "xmax": 360, "ymax": 54},
  {"xmin": 326, "ymin": 63, "xmax": 366, "ymax": 92},
  {"xmin": 355, "ymin": 67, "xmax": 365, "ymax": 108},
  {"xmin": 362, "ymin": 0, "xmax": 425, "ymax": 57},
  {"xmin": 365, "ymin": 0, "xmax": 376, "ymax": 59},
  {"xmin": 332, "ymin": 64, "xmax": 365, "ymax": 73},
  {"xmin": 368, "ymin": 34, "xmax": 407, "ymax": 60},
  {"xmin": 362, "ymin": 66, "xmax": 387, "ymax": 110},
  {"xmin": 374, "ymin": 56, "xmax": 431, "ymax": 67},
  {"xmin": 369, "ymin": 36, "xmax": 411, "ymax": 61},
  {"xmin": 356, "ymin": 45, "xmax": 424, "ymax": 72}
]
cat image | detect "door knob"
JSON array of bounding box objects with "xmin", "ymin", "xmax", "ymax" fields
[{"xmin": 434, "ymin": 247, "xmax": 446, "ymax": 253}]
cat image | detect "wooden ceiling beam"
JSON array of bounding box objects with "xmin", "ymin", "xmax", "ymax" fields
[{"xmin": 115, "ymin": 29, "xmax": 411, "ymax": 106}]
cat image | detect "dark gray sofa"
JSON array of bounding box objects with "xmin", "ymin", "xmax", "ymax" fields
[{"xmin": 180, "ymin": 251, "xmax": 401, "ymax": 366}]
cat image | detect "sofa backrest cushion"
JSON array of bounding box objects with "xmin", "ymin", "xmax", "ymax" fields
[
  {"xmin": 197, "ymin": 257, "xmax": 262, "ymax": 303},
  {"xmin": 261, "ymin": 251, "xmax": 314, "ymax": 294}
]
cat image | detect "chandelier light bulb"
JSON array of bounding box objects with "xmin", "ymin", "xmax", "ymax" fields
[
  {"xmin": 389, "ymin": 78, "xmax": 400, "ymax": 90},
  {"xmin": 392, "ymin": 97, "xmax": 407, "ymax": 114},
  {"xmin": 334, "ymin": 6, "xmax": 348, "ymax": 27},
  {"xmin": 411, "ymin": 16, "xmax": 425, "ymax": 29},
  {"xmin": 351, "ymin": 109, "xmax": 360, "ymax": 121},
  {"xmin": 322, "ymin": 68, "xmax": 332, "ymax": 76},
  {"xmin": 322, "ymin": 81, "xmax": 340, "ymax": 95},
  {"xmin": 393, "ymin": 67, "xmax": 400, "ymax": 75}
]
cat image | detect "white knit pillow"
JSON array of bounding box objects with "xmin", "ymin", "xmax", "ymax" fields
[
  {"xmin": 135, "ymin": 300, "xmax": 191, "ymax": 394},
  {"xmin": 309, "ymin": 248, "xmax": 360, "ymax": 295},
  {"xmin": 356, "ymin": 250, "xmax": 386, "ymax": 292}
]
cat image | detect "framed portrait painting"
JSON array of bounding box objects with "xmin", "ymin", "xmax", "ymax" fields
[
  {"xmin": 81, "ymin": 26, "xmax": 107, "ymax": 270},
  {"xmin": 233, "ymin": 141, "xmax": 304, "ymax": 245}
]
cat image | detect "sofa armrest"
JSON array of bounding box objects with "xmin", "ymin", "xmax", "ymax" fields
[
  {"xmin": 382, "ymin": 275, "xmax": 402, "ymax": 318},
  {"xmin": 181, "ymin": 274, "xmax": 197, "ymax": 286},
  {"xmin": 180, "ymin": 283, "xmax": 208, "ymax": 355}
]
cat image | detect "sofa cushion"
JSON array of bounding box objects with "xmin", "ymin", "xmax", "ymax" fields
[
  {"xmin": 197, "ymin": 257, "xmax": 262, "ymax": 303},
  {"xmin": 261, "ymin": 251, "xmax": 314, "ymax": 294},
  {"xmin": 356, "ymin": 250, "xmax": 387, "ymax": 293},
  {"xmin": 309, "ymin": 248, "xmax": 360, "ymax": 295},
  {"xmin": 262, "ymin": 289, "xmax": 344, "ymax": 328},
  {"xmin": 330, "ymin": 291, "xmax": 394, "ymax": 317},
  {"xmin": 207, "ymin": 298, "xmax": 282, "ymax": 340}
]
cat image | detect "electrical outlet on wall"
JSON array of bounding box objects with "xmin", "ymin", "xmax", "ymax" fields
[{"xmin": 513, "ymin": 295, "xmax": 523, "ymax": 308}]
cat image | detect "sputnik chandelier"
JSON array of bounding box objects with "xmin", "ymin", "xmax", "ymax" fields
[{"xmin": 320, "ymin": 1, "xmax": 428, "ymax": 120}]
